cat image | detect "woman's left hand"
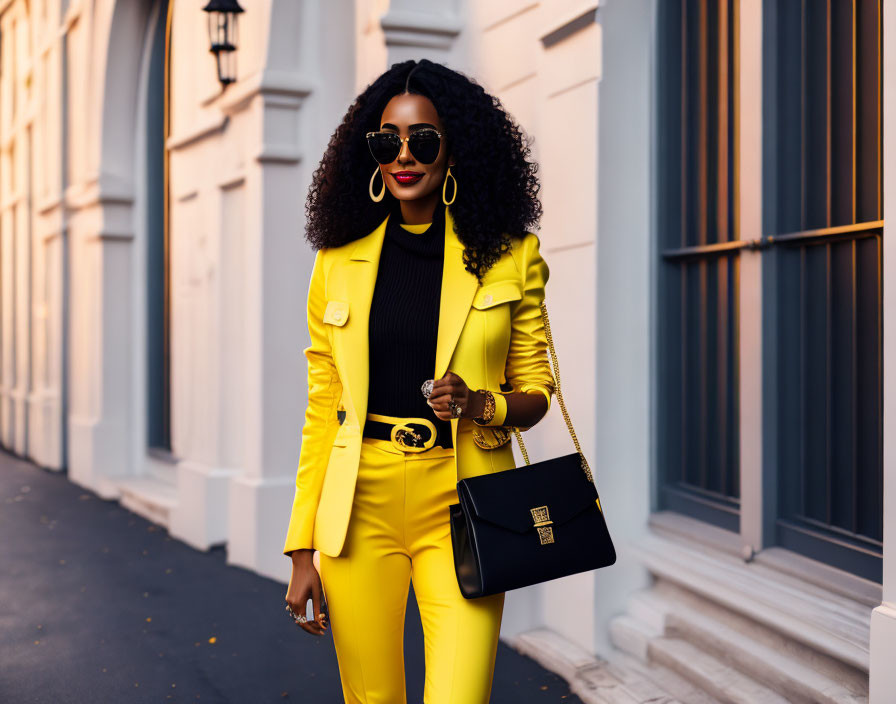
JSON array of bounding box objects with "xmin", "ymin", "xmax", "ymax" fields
[{"xmin": 426, "ymin": 370, "xmax": 485, "ymax": 421}]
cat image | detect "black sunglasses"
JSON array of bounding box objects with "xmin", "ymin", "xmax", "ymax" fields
[{"xmin": 365, "ymin": 128, "xmax": 444, "ymax": 164}]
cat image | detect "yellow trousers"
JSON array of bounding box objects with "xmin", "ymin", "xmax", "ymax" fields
[{"xmin": 319, "ymin": 432, "xmax": 506, "ymax": 704}]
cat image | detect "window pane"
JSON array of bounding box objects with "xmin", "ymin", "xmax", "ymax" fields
[
  {"xmin": 767, "ymin": 0, "xmax": 882, "ymax": 582},
  {"xmin": 657, "ymin": 0, "xmax": 740, "ymax": 531}
]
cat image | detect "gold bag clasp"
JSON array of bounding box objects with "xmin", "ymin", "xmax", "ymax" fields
[{"xmin": 530, "ymin": 505, "xmax": 554, "ymax": 545}]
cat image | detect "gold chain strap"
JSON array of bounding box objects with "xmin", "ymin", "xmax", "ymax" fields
[{"xmin": 510, "ymin": 300, "xmax": 593, "ymax": 483}]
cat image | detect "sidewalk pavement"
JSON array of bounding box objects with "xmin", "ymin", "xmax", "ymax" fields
[{"xmin": 0, "ymin": 448, "xmax": 583, "ymax": 703}]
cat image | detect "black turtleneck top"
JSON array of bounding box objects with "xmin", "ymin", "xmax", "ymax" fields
[{"xmin": 366, "ymin": 200, "xmax": 453, "ymax": 445}]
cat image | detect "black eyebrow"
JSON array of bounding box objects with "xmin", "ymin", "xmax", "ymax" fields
[{"xmin": 380, "ymin": 122, "xmax": 438, "ymax": 131}]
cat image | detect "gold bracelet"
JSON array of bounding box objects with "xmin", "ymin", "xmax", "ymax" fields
[
  {"xmin": 472, "ymin": 389, "xmax": 508, "ymax": 427},
  {"xmin": 472, "ymin": 389, "xmax": 495, "ymax": 424}
]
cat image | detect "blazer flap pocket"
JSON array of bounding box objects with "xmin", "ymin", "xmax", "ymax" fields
[
  {"xmin": 323, "ymin": 300, "xmax": 349, "ymax": 326},
  {"xmin": 472, "ymin": 281, "xmax": 523, "ymax": 310}
]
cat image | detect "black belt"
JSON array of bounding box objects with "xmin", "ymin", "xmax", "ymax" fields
[{"xmin": 364, "ymin": 412, "xmax": 453, "ymax": 451}]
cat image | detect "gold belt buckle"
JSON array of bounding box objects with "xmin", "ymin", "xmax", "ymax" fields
[{"xmin": 389, "ymin": 417, "xmax": 437, "ymax": 453}]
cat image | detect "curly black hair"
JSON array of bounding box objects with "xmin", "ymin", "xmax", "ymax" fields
[{"xmin": 304, "ymin": 58, "xmax": 543, "ymax": 282}]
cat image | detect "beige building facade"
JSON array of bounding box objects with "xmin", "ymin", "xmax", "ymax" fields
[{"xmin": 1, "ymin": 0, "xmax": 893, "ymax": 701}]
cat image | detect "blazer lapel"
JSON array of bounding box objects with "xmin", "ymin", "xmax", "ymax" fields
[
  {"xmin": 435, "ymin": 206, "xmax": 480, "ymax": 379},
  {"xmin": 340, "ymin": 216, "xmax": 388, "ymax": 428},
  {"xmin": 338, "ymin": 205, "xmax": 479, "ymax": 429}
]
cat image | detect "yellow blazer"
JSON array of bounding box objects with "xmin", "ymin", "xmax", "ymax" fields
[{"xmin": 283, "ymin": 206, "xmax": 555, "ymax": 557}]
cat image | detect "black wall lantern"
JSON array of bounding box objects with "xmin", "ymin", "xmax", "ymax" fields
[{"xmin": 202, "ymin": 0, "xmax": 244, "ymax": 87}]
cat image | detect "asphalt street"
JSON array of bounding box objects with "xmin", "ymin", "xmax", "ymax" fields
[{"xmin": 0, "ymin": 447, "xmax": 584, "ymax": 703}]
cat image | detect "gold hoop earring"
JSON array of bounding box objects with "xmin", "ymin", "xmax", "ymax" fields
[
  {"xmin": 369, "ymin": 165, "xmax": 386, "ymax": 202},
  {"xmin": 442, "ymin": 165, "xmax": 457, "ymax": 205}
]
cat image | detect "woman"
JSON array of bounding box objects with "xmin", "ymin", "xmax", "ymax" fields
[{"xmin": 283, "ymin": 58, "xmax": 554, "ymax": 704}]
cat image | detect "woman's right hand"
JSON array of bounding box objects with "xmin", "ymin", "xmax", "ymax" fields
[{"xmin": 285, "ymin": 549, "xmax": 328, "ymax": 636}]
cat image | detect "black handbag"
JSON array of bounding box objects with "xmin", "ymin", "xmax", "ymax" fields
[{"xmin": 449, "ymin": 300, "xmax": 617, "ymax": 598}]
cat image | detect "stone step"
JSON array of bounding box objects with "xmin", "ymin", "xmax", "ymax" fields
[
  {"xmin": 116, "ymin": 476, "xmax": 178, "ymax": 528},
  {"xmin": 511, "ymin": 626, "xmax": 687, "ymax": 704},
  {"xmin": 628, "ymin": 530, "xmax": 871, "ymax": 672},
  {"xmin": 611, "ymin": 612, "xmax": 790, "ymax": 703},
  {"xmin": 648, "ymin": 634, "xmax": 792, "ymax": 704},
  {"xmin": 613, "ymin": 584, "xmax": 868, "ymax": 704},
  {"xmin": 603, "ymin": 647, "xmax": 723, "ymax": 704}
]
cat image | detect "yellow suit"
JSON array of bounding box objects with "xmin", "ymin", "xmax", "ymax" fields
[{"xmin": 283, "ymin": 206, "xmax": 554, "ymax": 558}]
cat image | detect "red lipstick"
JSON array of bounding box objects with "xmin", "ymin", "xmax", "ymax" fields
[{"xmin": 392, "ymin": 171, "xmax": 424, "ymax": 185}]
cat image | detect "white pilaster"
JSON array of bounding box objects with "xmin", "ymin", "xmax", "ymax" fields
[
  {"xmin": 869, "ymin": 0, "xmax": 896, "ymax": 700},
  {"xmin": 379, "ymin": 0, "xmax": 462, "ymax": 65},
  {"xmin": 592, "ymin": 0, "xmax": 654, "ymax": 658},
  {"xmin": 222, "ymin": 0, "xmax": 357, "ymax": 583}
]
